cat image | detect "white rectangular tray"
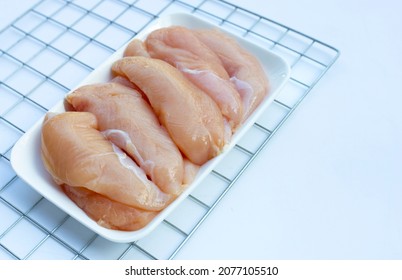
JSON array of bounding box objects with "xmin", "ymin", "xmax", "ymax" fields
[{"xmin": 11, "ymin": 12, "xmax": 290, "ymax": 243}]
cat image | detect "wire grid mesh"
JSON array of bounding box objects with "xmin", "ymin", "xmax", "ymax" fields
[{"xmin": 0, "ymin": 0, "xmax": 339, "ymax": 260}]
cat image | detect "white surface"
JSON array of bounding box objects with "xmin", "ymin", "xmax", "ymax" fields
[
  {"xmin": 2, "ymin": 0, "xmax": 402, "ymax": 259},
  {"xmin": 10, "ymin": 12, "xmax": 290, "ymax": 243}
]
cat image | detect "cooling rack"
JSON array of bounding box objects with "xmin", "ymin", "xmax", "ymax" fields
[{"xmin": 0, "ymin": 0, "xmax": 339, "ymax": 260}]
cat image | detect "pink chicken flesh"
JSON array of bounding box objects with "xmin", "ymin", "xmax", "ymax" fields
[
  {"xmin": 193, "ymin": 28, "xmax": 269, "ymax": 120},
  {"xmin": 125, "ymin": 26, "xmax": 243, "ymax": 131},
  {"xmin": 62, "ymin": 185, "xmax": 158, "ymax": 231},
  {"xmin": 66, "ymin": 82, "xmax": 185, "ymax": 195},
  {"xmin": 41, "ymin": 111, "xmax": 172, "ymax": 211},
  {"xmin": 111, "ymin": 56, "xmax": 226, "ymax": 165}
]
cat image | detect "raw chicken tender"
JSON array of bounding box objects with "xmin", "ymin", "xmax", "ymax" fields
[
  {"xmin": 62, "ymin": 185, "xmax": 158, "ymax": 231},
  {"xmin": 125, "ymin": 26, "xmax": 243, "ymax": 130},
  {"xmin": 193, "ymin": 28, "xmax": 269, "ymax": 120},
  {"xmin": 66, "ymin": 82, "xmax": 185, "ymax": 195},
  {"xmin": 112, "ymin": 56, "xmax": 226, "ymax": 165},
  {"xmin": 41, "ymin": 111, "xmax": 172, "ymax": 211},
  {"xmin": 182, "ymin": 159, "xmax": 200, "ymax": 186},
  {"xmin": 124, "ymin": 39, "xmax": 150, "ymax": 58}
]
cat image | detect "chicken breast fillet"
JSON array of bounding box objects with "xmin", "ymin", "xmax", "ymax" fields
[
  {"xmin": 66, "ymin": 82, "xmax": 185, "ymax": 195},
  {"xmin": 124, "ymin": 38, "xmax": 150, "ymax": 58},
  {"xmin": 111, "ymin": 56, "xmax": 226, "ymax": 165},
  {"xmin": 41, "ymin": 111, "xmax": 172, "ymax": 211},
  {"xmin": 62, "ymin": 185, "xmax": 158, "ymax": 231},
  {"xmin": 193, "ymin": 28, "xmax": 269, "ymax": 120},
  {"xmin": 125, "ymin": 26, "xmax": 243, "ymax": 130}
]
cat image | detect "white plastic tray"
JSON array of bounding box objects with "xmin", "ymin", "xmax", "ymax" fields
[{"xmin": 11, "ymin": 12, "xmax": 290, "ymax": 243}]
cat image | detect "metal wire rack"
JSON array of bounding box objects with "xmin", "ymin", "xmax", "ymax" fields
[{"xmin": 0, "ymin": 0, "xmax": 339, "ymax": 260}]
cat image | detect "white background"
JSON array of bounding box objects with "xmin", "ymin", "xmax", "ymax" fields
[{"xmin": 1, "ymin": 0, "xmax": 401, "ymax": 259}]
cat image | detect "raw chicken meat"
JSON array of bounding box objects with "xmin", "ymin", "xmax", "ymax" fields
[
  {"xmin": 62, "ymin": 185, "xmax": 158, "ymax": 231},
  {"xmin": 124, "ymin": 39, "xmax": 150, "ymax": 58},
  {"xmin": 124, "ymin": 26, "xmax": 243, "ymax": 131},
  {"xmin": 41, "ymin": 111, "xmax": 172, "ymax": 211},
  {"xmin": 39, "ymin": 25, "xmax": 269, "ymax": 232},
  {"xmin": 111, "ymin": 56, "xmax": 226, "ymax": 165},
  {"xmin": 111, "ymin": 75, "xmax": 140, "ymax": 90},
  {"xmin": 193, "ymin": 28, "xmax": 269, "ymax": 120},
  {"xmin": 66, "ymin": 82, "xmax": 185, "ymax": 195},
  {"xmin": 182, "ymin": 159, "xmax": 200, "ymax": 186},
  {"xmin": 110, "ymin": 75, "xmax": 150, "ymax": 102}
]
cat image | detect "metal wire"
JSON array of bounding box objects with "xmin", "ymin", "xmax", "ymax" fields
[{"xmin": 0, "ymin": 0, "xmax": 339, "ymax": 260}]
